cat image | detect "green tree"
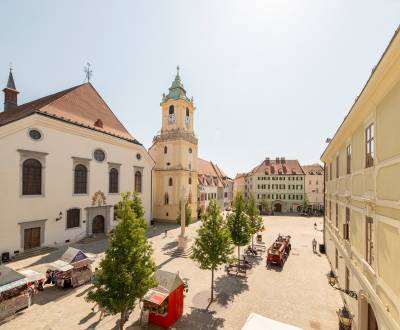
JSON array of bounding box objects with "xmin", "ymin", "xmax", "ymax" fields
[
  {"xmin": 245, "ymin": 194, "xmax": 264, "ymax": 248},
  {"xmin": 191, "ymin": 200, "xmax": 233, "ymax": 303},
  {"xmin": 302, "ymin": 195, "xmax": 311, "ymax": 212},
  {"xmin": 259, "ymin": 197, "xmax": 271, "ymax": 215},
  {"xmin": 114, "ymin": 192, "xmax": 146, "ymax": 229},
  {"xmin": 87, "ymin": 193, "xmax": 157, "ymax": 330},
  {"xmin": 227, "ymin": 192, "xmax": 251, "ymax": 268},
  {"xmin": 176, "ymin": 202, "xmax": 192, "ymax": 226}
]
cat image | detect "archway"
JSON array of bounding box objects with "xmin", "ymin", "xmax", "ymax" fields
[
  {"xmin": 368, "ymin": 304, "xmax": 378, "ymax": 330},
  {"xmin": 274, "ymin": 203, "xmax": 282, "ymax": 212},
  {"xmin": 92, "ymin": 215, "xmax": 105, "ymax": 234}
]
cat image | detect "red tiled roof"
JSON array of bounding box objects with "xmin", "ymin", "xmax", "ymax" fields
[
  {"xmin": 0, "ymin": 83, "xmax": 138, "ymax": 143},
  {"xmin": 249, "ymin": 158, "xmax": 305, "ymax": 176},
  {"xmin": 198, "ymin": 158, "xmax": 224, "ymax": 187},
  {"xmin": 301, "ymin": 164, "xmax": 324, "ymax": 175}
]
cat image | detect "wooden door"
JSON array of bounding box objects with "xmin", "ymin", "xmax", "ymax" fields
[
  {"xmin": 368, "ymin": 304, "xmax": 378, "ymax": 330},
  {"xmin": 92, "ymin": 215, "xmax": 105, "ymax": 234},
  {"xmin": 24, "ymin": 227, "xmax": 41, "ymax": 249}
]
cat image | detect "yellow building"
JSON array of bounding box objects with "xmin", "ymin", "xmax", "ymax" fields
[
  {"xmin": 321, "ymin": 27, "xmax": 400, "ymax": 330},
  {"xmin": 149, "ymin": 68, "xmax": 198, "ymax": 222}
]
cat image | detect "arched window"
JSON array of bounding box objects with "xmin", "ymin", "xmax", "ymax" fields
[
  {"xmin": 189, "ymin": 148, "xmax": 192, "ymax": 154},
  {"xmin": 135, "ymin": 171, "xmax": 142, "ymax": 193},
  {"xmin": 66, "ymin": 208, "xmax": 80, "ymax": 228},
  {"xmin": 164, "ymin": 146, "xmax": 168, "ymax": 154},
  {"xmin": 22, "ymin": 159, "xmax": 42, "ymax": 195},
  {"xmin": 169, "ymin": 177, "xmax": 173, "ymax": 186},
  {"xmin": 109, "ymin": 168, "xmax": 119, "ymax": 193},
  {"xmin": 169, "ymin": 105, "xmax": 174, "ymax": 115},
  {"xmin": 186, "ymin": 107, "xmax": 189, "ymax": 116},
  {"xmin": 189, "ymin": 177, "xmax": 192, "ymax": 185},
  {"xmin": 164, "ymin": 192, "xmax": 169, "ymax": 205},
  {"xmin": 74, "ymin": 164, "xmax": 87, "ymax": 194}
]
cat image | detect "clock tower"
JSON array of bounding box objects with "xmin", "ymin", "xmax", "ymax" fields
[{"xmin": 149, "ymin": 67, "xmax": 198, "ymax": 222}]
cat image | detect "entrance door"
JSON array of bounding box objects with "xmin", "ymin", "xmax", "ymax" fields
[
  {"xmin": 274, "ymin": 203, "xmax": 282, "ymax": 212},
  {"xmin": 24, "ymin": 227, "xmax": 41, "ymax": 249},
  {"xmin": 368, "ymin": 304, "xmax": 378, "ymax": 330},
  {"xmin": 92, "ymin": 215, "xmax": 105, "ymax": 234}
]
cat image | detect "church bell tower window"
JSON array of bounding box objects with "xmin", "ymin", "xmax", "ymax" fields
[{"xmin": 168, "ymin": 105, "xmax": 175, "ymax": 124}]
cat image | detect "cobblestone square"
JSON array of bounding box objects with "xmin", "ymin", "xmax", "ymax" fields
[{"xmin": 2, "ymin": 216, "xmax": 342, "ymax": 330}]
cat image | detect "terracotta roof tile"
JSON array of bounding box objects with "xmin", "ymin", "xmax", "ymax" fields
[
  {"xmin": 0, "ymin": 83, "xmax": 138, "ymax": 143},
  {"xmin": 301, "ymin": 164, "xmax": 324, "ymax": 175},
  {"xmin": 249, "ymin": 158, "xmax": 305, "ymax": 176}
]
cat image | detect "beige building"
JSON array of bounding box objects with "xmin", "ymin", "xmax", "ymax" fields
[
  {"xmin": 149, "ymin": 68, "xmax": 198, "ymax": 222},
  {"xmin": 0, "ymin": 72, "xmax": 154, "ymax": 258},
  {"xmin": 321, "ymin": 27, "xmax": 400, "ymax": 330},
  {"xmin": 233, "ymin": 173, "xmax": 246, "ymax": 199},
  {"xmin": 245, "ymin": 157, "xmax": 305, "ymax": 213},
  {"xmin": 302, "ymin": 164, "xmax": 324, "ymax": 211}
]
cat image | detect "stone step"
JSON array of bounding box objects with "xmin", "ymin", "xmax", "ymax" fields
[
  {"xmin": 78, "ymin": 233, "xmax": 107, "ymax": 244},
  {"xmin": 164, "ymin": 247, "xmax": 193, "ymax": 258},
  {"xmin": 11, "ymin": 246, "xmax": 57, "ymax": 262}
]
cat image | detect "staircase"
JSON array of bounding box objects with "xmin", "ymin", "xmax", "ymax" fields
[
  {"xmin": 164, "ymin": 246, "xmax": 193, "ymax": 258},
  {"xmin": 11, "ymin": 246, "xmax": 57, "ymax": 262}
]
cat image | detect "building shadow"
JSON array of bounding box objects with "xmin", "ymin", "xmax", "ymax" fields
[
  {"xmin": 79, "ymin": 311, "xmax": 97, "ymax": 325},
  {"xmin": 174, "ymin": 307, "xmax": 225, "ymax": 329},
  {"xmin": 161, "ymin": 240, "xmax": 179, "ymax": 251},
  {"xmin": 32, "ymin": 285, "xmax": 80, "ymax": 305},
  {"xmin": 213, "ymin": 274, "xmax": 249, "ymax": 307},
  {"xmin": 146, "ymin": 223, "xmax": 180, "ymax": 239}
]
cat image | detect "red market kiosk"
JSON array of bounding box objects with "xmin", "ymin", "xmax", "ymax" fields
[{"xmin": 142, "ymin": 270, "xmax": 185, "ymax": 328}]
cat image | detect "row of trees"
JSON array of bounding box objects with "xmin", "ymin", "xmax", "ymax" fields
[{"xmin": 191, "ymin": 192, "xmax": 263, "ymax": 304}]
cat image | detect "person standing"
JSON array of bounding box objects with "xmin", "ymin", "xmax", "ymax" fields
[{"xmin": 312, "ymin": 238, "xmax": 317, "ymax": 253}]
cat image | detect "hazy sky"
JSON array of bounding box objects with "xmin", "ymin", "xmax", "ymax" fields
[{"xmin": 1, "ymin": 1, "xmax": 399, "ymax": 177}]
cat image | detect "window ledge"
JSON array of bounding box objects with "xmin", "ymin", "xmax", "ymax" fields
[
  {"xmin": 65, "ymin": 226, "xmax": 81, "ymax": 231},
  {"xmin": 21, "ymin": 194, "xmax": 45, "ymax": 198},
  {"xmin": 108, "ymin": 193, "xmax": 120, "ymax": 195},
  {"xmin": 73, "ymin": 193, "xmax": 89, "ymax": 197}
]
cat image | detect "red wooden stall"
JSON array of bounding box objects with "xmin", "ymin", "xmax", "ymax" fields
[{"xmin": 142, "ymin": 270, "xmax": 185, "ymax": 329}]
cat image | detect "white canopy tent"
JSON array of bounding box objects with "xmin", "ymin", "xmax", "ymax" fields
[{"xmin": 241, "ymin": 313, "xmax": 303, "ymax": 330}]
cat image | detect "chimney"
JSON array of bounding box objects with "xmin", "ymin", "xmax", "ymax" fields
[
  {"xmin": 3, "ymin": 69, "xmax": 19, "ymax": 112},
  {"xmin": 265, "ymin": 157, "xmax": 270, "ymax": 165},
  {"xmin": 276, "ymin": 157, "xmax": 280, "ymax": 164},
  {"xmin": 281, "ymin": 157, "xmax": 285, "ymax": 163}
]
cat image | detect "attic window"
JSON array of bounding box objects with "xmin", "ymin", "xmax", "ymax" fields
[{"xmin": 94, "ymin": 119, "xmax": 103, "ymax": 128}]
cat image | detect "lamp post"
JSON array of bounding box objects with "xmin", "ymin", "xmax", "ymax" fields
[
  {"xmin": 326, "ymin": 270, "xmax": 358, "ymax": 299},
  {"xmin": 178, "ymin": 185, "xmax": 188, "ymax": 249},
  {"xmin": 337, "ymin": 305, "xmax": 354, "ymax": 330}
]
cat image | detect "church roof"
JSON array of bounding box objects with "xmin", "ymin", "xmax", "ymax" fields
[
  {"xmin": 163, "ymin": 66, "xmax": 191, "ymax": 102},
  {"xmin": 5, "ymin": 70, "xmax": 17, "ymax": 90},
  {"xmin": 0, "ymin": 82, "xmax": 141, "ymax": 144}
]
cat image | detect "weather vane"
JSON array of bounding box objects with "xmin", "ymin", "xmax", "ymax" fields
[
  {"xmin": 84, "ymin": 62, "xmax": 93, "ymax": 82},
  {"xmin": 9, "ymin": 62, "xmax": 13, "ymax": 72}
]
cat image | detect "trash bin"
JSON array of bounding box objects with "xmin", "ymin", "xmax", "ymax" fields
[{"xmin": 319, "ymin": 244, "xmax": 325, "ymax": 254}]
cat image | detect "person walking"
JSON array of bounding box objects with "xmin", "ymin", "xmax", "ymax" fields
[{"xmin": 312, "ymin": 238, "xmax": 317, "ymax": 253}]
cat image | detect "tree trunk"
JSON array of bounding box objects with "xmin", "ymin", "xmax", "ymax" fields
[
  {"xmin": 211, "ymin": 268, "xmax": 214, "ymax": 302},
  {"xmin": 252, "ymin": 235, "xmax": 254, "ymax": 249},
  {"xmin": 120, "ymin": 310, "xmax": 127, "ymax": 330}
]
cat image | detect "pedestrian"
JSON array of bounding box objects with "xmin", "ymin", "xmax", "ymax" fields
[
  {"xmin": 164, "ymin": 229, "xmax": 168, "ymax": 238},
  {"xmin": 312, "ymin": 238, "xmax": 317, "ymax": 253}
]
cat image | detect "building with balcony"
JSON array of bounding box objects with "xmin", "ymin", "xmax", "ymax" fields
[{"xmin": 321, "ymin": 27, "xmax": 400, "ymax": 330}]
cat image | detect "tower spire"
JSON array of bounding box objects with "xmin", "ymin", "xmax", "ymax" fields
[{"xmin": 3, "ymin": 67, "xmax": 19, "ymax": 112}]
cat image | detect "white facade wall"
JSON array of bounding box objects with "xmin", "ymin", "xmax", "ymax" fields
[
  {"xmin": 304, "ymin": 173, "xmax": 324, "ymax": 209},
  {"xmin": 0, "ymin": 115, "xmax": 153, "ymax": 256}
]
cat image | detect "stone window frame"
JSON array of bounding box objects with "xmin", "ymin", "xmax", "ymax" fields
[
  {"xmin": 72, "ymin": 157, "xmax": 91, "ymax": 196},
  {"xmin": 18, "ymin": 149, "xmax": 48, "ymax": 198},
  {"xmin": 108, "ymin": 162, "xmax": 121, "ymax": 195},
  {"xmin": 134, "ymin": 166, "xmax": 144, "ymax": 194},
  {"xmin": 18, "ymin": 219, "xmax": 47, "ymax": 249}
]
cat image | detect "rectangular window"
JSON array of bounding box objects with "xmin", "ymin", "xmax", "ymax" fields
[
  {"xmin": 329, "ymin": 201, "xmax": 332, "ymax": 220},
  {"xmin": 366, "ymin": 216, "xmax": 374, "ymax": 266},
  {"xmin": 67, "ymin": 209, "xmax": 80, "ymax": 228},
  {"xmin": 346, "ymin": 145, "xmax": 351, "ymax": 174},
  {"xmin": 335, "ymin": 203, "xmax": 338, "ymax": 227},
  {"xmin": 336, "ymin": 155, "xmax": 339, "ymax": 178},
  {"xmin": 345, "ymin": 267, "xmax": 350, "ymax": 292},
  {"xmin": 344, "ymin": 207, "xmax": 350, "ymax": 240},
  {"xmin": 335, "ymin": 249, "xmax": 338, "ymax": 269},
  {"xmin": 366, "ymin": 123, "xmax": 375, "ymax": 168},
  {"xmin": 329, "ymin": 163, "xmax": 332, "ymax": 180}
]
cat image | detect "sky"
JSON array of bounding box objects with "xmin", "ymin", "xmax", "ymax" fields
[{"xmin": 1, "ymin": 0, "xmax": 399, "ymax": 177}]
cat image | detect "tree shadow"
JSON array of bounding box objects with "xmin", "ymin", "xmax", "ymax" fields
[
  {"xmin": 174, "ymin": 307, "xmax": 225, "ymax": 329},
  {"xmin": 79, "ymin": 311, "xmax": 96, "ymax": 325},
  {"xmin": 213, "ymin": 274, "xmax": 249, "ymax": 307},
  {"xmin": 146, "ymin": 223, "xmax": 180, "ymax": 239},
  {"xmin": 32, "ymin": 285, "xmax": 80, "ymax": 306}
]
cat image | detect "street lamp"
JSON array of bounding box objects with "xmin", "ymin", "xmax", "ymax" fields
[
  {"xmin": 337, "ymin": 305, "xmax": 353, "ymax": 330},
  {"xmin": 326, "ymin": 270, "xmax": 358, "ymax": 299}
]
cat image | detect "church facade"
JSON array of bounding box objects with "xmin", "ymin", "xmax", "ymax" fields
[
  {"xmin": 149, "ymin": 68, "xmax": 198, "ymax": 222},
  {"xmin": 0, "ymin": 72, "xmax": 154, "ymax": 257}
]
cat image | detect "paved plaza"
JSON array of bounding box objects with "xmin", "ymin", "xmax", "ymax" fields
[{"xmin": 1, "ymin": 216, "xmax": 342, "ymax": 330}]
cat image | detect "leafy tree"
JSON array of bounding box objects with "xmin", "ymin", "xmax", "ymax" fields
[
  {"xmin": 176, "ymin": 202, "xmax": 192, "ymax": 226},
  {"xmin": 191, "ymin": 200, "xmax": 233, "ymax": 303},
  {"xmin": 245, "ymin": 194, "xmax": 264, "ymax": 248},
  {"xmin": 227, "ymin": 192, "xmax": 251, "ymax": 267},
  {"xmin": 302, "ymin": 195, "xmax": 311, "ymax": 212},
  {"xmin": 87, "ymin": 193, "xmax": 157, "ymax": 330},
  {"xmin": 114, "ymin": 192, "xmax": 146, "ymax": 229},
  {"xmin": 259, "ymin": 197, "xmax": 271, "ymax": 215}
]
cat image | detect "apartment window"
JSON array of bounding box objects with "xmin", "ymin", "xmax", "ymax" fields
[
  {"xmin": 344, "ymin": 207, "xmax": 350, "ymax": 240},
  {"xmin": 329, "ymin": 163, "xmax": 332, "ymax": 180},
  {"xmin": 336, "ymin": 155, "xmax": 339, "ymax": 178},
  {"xmin": 335, "ymin": 203, "xmax": 338, "ymax": 227},
  {"xmin": 66, "ymin": 208, "xmax": 80, "ymax": 228},
  {"xmin": 345, "ymin": 267, "xmax": 350, "ymax": 292},
  {"xmin": 365, "ymin": 123, "xmax": 374, "ymax": 168},
  {"xmin": 366, "ymin": 216, "xmax": 374, "ymax": 267},
  {"xmin": 335, "ymin": 249, "xmax": 338, "ymax": 269},
  {"xmin": 346, "ymin": 145, "xmax": 352, "ymax": 174}
]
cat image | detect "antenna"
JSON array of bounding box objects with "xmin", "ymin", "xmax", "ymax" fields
[{"xmin": 84, "ymin": 62, "xmax": 93, "ymax": 82}]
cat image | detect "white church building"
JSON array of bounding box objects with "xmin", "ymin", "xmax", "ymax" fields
[{"xmin": 0, "ymin": 71, "xmax": 154, "ymax": 258}]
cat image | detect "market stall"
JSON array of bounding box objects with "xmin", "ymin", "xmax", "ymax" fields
[
  {"xmin": 47, "ymin": 247, "xmax": 93, "ymax": 288},
  {"xmin": 142, "ymin": 270, "xmax": 185, "ymax": 329},
  {"xmin": 0, "ymin": 265, "xmax": 44, "ymax": 321}
]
